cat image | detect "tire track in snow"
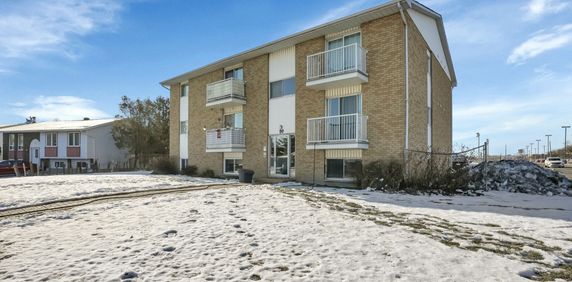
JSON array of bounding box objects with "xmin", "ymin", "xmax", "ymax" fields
[{"xmin": 0, "ymin": 184, "xmax": 236, "ymax": 218}]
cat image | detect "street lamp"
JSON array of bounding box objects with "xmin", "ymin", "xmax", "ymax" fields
[
  {"xmin": 536, "ymin": 139, "xmax": 541, "ymax": 159},
  {"xmin": 563, "ymin": 126, "xmax": 570, "ymax": 160},
  {"xmin": 546, "ymin": 134, "xmax": 552, "ymax": 157},
  {"xmin": 476, "ymin": 132, "xmax": 480, "ymax": 157}
]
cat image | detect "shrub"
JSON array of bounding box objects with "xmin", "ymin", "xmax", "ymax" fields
[
  {"xmin": 152, "ymin": 157, "xmax": 177, "ymax": 175},
  {"xmin": 181, "ymin": 165, "xmax": 198, "ymax": 176},
  {"xmin": 200, "ymin": 169, "xmax": 215, "ymax": 178},
  {"xmin": 358, "ymin": 159, "xmax": 405, "ymax": 191}
]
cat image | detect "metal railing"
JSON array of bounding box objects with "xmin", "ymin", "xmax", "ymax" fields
[
  {"xmin": 206, "ymin": 128, "xmax": 246, "ymax": 150},
  {"xmin": 307, "ymin": 44, "xmax": 367, "ymax": 81},
  {"xmin": 206, "ymin": 78, "xmax": 245, "ymax": 104},
  {"xmin": 307, "ymin": 113, "xmax": 368, "ymax": 143}
]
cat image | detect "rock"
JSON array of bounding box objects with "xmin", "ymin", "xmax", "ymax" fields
[
  {"xmin": 162, "ymin": 230, "xmax": 177, "ymax": 237},
  {"xmin": 162, "ymin": 246, "xmax": 176, "ymax": 252},
  {"xmin": 517, "ymin": 268, "xmax": 539, "ymax": 280},
  {"xmin": 546, "ymin": 191, "xmax": 553, "ymax": 196},
  {"xmin": 120, "ymin": 271, "xmax": 138, "ymax": 279}
]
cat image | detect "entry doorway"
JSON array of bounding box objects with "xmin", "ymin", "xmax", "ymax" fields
[{"xmin": 269, "ymin": 134, "xmax": 295, "ymax": 178}]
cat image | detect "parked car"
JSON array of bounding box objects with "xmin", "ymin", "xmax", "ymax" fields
[
  {"xmin": 544, "ymin": 157, "xmax": 565, "ymax": 168},
  {"xmin": 0, "ymin": 160, "xmax": 31, "ymax": 176}
]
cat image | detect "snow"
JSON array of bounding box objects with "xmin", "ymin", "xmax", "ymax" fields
[
  {"xmin": 1, "ymin": 176, "xmax": 571, "ymax": 281},
  {"xmin": 0, "ymin": 172, "xmax": 236, "ymax": 209}
]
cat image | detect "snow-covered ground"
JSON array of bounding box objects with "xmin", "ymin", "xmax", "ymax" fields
[
  {"xmin": 0, "ymin": 172, "xmax": 235, "ymax": 209},
  {"xmin": 1, "ymin": 176, "xmax": 571, "ymax": 281}
]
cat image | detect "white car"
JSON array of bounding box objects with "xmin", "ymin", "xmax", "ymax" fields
[{"xmin": 544, "ymin": 157, "xmax": 564, "ymax": 168}]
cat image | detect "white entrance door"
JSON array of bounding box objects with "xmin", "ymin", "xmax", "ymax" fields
[
  {"xmin": 29, "ymin": 139, "xmax": 40, "ymax": 165},
  {"xmin": 269, "ymin": 134, "xmax": 295, "ymax": 178}
]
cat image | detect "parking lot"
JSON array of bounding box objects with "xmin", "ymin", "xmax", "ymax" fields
[{"xmin": 554, "ymin": 166, "xmax": 572, "ymax": 180}]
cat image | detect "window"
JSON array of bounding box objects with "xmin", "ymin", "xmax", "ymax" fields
[
  {"xmin": 224, "ymin": 67, "xmax": 243, "ymax": 80},
  {"xmin": 180, "ymin": 121, "xmax": 188, "ymax": 134},
  {"xmin": 224, "ymin": 159, "xmax": 243, "ymax": 174},
  {"xmin": 68, "ymin": 132, "xmax": 80, "ymax": 147},
  {"xmin": 8, "ymin": 134, "xmax": 15, "ymax": 150},
  {"xmin": 327, "ymin": 32, "xmax": 361, "ymax": 50},
  {"xmin": 54, "ymin": 161, "xmax": 65, "ymax": 168},
  {"xmin": 326, "ymin": 159, "xmax": 362, "ymax": 179},
  {"xmin": 181, "ymin": 159, "xmax": 188, "ymax": 169},
  {"xmin": 327, "ymin": 95, "xmax": 362, "ymax": 116},
  {"xmin": 270, "ymin": 77, "xmax": 295, "ymax": 99},
  {"xmin": 46, "ymin": 133, "xmax": 57, "ymax": 147},
  {"xmin": 180, "ymin": 84, "xmax": 188, "ymax": 97},
  {"xmin": 223, "ymin": 112, "xmax": 243, "ymax": 128},
  {"xmin": 17, "ymin": 134, "xmax": 23, "ymax": 150}
]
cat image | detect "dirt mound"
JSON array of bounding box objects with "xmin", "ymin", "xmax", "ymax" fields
[{"xmin": 468, "ymin": 160, "xmax": 572, "ymax": 196}]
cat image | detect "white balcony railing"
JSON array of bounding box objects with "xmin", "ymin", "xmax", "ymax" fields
[
  {"xmin": 206, "ymin": 78, "xmax": 245, "ymax": 106},
  {"xmin": 307, "ymin": 113, "xmax": 368, "ymax": 144},
  {"xmin": 307, "ymin": 44, "xmax": 367, "ymax": 81},
  {"xmin": 206, "ymin": 128, "xmax": 246, "ymax": 151}
]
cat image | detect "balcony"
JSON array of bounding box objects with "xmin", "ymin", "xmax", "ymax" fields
[
  {"xmin": 306, "ymin": 44, "xmax": 368, "ymax": 89},
  {"xmin": 205, "ymin": 78, "xmax": 246, "ymax": 108},
  {"xmin": 306, "ymin": 113, "xmax": 368, "ymax": 149},
  {"xmin": 206, "ymin": 128, "xmax": 246, "ymax": 153}
]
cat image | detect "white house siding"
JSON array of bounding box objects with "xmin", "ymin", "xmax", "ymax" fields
[
  {"xmin": 179, "ymin": 94, "xmax": 189, "ymax": 161},
  {"xmin": 269, "ymin": 46, "xmax": 296, "ymax": 135},
  {"xmin": 0, "ymin": 132, "xmax": 3, "ymax": 160},
  {"xmin": 85, "ymin": 125, "xmax": 128, "ymax": 169},
  {"xmin": 408, "ymin": 9, "xmax": 451, "ymax": 79}
]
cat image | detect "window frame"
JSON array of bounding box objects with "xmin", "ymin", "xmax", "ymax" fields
[
  {"xmin": 180, "ymin": 121, "xmax": 188, "ymax": 134},
  {"xmin": 269, "ymin": 77, "xmax": 296, "ymax": 99},
  {"xmin": 8, "ymin": 134, "xmax": 15, "ymax": 150},
  {"xmin": 68, "ymin": 132, "xmax": 80, "ymax": 147},
  {"xmin": 224, "ymin": 67, "xmax": 244, "ymax": 80},
  {"xmin": 326, "ymin": 31, "xmax": 362, "ymax": 50},
  {"xmin": 46, "ymin": 132, "xmax": 58, "ymax": 147},
  {"xmin": 223, "ymin": 112, "xmax": 243, "ymax": 129},
  {"xmin": 181, "ymin": 158, "xmax": 188, "ymax": 169},
  {"xmin": 325, "ymin": 158, "xmax": 362, "ymax": 181},
  {"xmin": 223, "ymin": 158, "xmax": 243, "ymax": 175},
  {"xmin": 180, "ymin": 83, "xmax": 189, "ymax": 97},
  {"xmin": 326, "ymin": 94, "xmax": 362, "ymax": 116},
  {"xmin": 17, "ymin": 134, "xmax": 24, "ymax": 150}
]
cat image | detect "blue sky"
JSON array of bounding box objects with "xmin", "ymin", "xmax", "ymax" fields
[{"xmin": 0, "ymin": 0, "xmax": 571, "ymax": 155}]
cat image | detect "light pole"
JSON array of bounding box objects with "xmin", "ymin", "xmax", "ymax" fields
[
  {"xmin": 476, "ymin": 132, "xmax": 480, "ymax": 157},
  {"xmin": 563, "ymin": 125, "xmax": 570, "ymax": 160},
  {"xmin": 536, "ymin": 139, "xmax": 541, "ymax": 159},
  {"xmin": 543, "ymin": 145, "xmax": 546, "ymax": 158},
  {"xmin": 526, "ymin": 145, "xmax": 529, "ymax": 159},
  {"xmin": 546, "ymin": 134, "xmax": 552, "ymax": 157}
]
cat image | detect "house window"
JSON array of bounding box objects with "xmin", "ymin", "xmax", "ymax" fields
[
  {"xmin": 181, "ymin": 84, "xmax": 188, "ymax": 97},
  {"xmin": 181, "ymin": 158, "xmax": 188, "ymax": 169},
  {"xmin": 17, "ymin": 134, "xmax": 23, "ymax": 150},
  {"xmin": 327, "ymin": 94, "xmax": 362, "ymax": 116},
  {"xmin": 180, "ymin": 121, "xmax": 188, "ymax": 134},
  {"xmin": 54, "ymin": 161, "xmax": 65, "ymax": 168},
  {"xmin": 270, "ymin": 77, "xmax": 295, "ymax": 99},
  {"xmin": 327, "ymin": 32, "xmax": 361, "ymax": 50},
  {"xmin": 68, "ymin": 132, "xmax": 80, "ymax": 147},
  {"xmin": 224, "ymin": 67, "xmax": 243, "ymax": 80},
  {"xmin": 46, "ymin": 133, "xmax": 58, "ymax": 147},
  {"xmin": 326, "ymin": 159, "xmax": 362, "ymax": 179},
  {"xmin": 8, "ymin": 134, "xmax": 15, "ymax": 150},
  {"xmin": 224, "ymin": 158, "xmax": 243, "ymax": 174},
  {"xmin": 223, "ymin": 112, "xmax": 243, "ymax": 128}
]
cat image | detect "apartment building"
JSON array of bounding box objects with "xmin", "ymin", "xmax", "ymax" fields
[
  {"xmin": 161, "ymin": 0, "xmax": 456, "ymax": 185},
  {"xmin": 1, "ymin": 119, "xmax": 127, "ymax": 171}
]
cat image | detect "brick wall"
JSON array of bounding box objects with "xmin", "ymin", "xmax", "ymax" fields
[
  {"xmin": 187, "ymin": 70, "xmax": 225, "ymax": 176},
  {"xmin": 431, "ymin": 55, "xmax": 453, "ymax": 153},
  {"xmin": 243, "ymin": 55, "xmax": 270, "ymax": 179},
  {"xmin": 407, "ymin": 14, "xmax": 429, "ymax": 153},
  {"xmin": 295, "ymin": 37, "xmax": 326, "ymax": 184},
  {"xmin": 361, "ymin": 14, "xmax": 406, "ymax": 165},
  {"xmin": 169, "ymin": 84, "xmax": 181, "ymax": 169}
]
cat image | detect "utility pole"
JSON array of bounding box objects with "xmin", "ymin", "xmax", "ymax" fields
[
  {"xmin": 504, "ymin": 144, "xmax": 507, "ymax": 160},
  {"xmin": 563, "ymin": 126, "xmax": 570, "ymax": 160},
  {"xmin": 546, "ymin": 134, "xmax": 552, "ymax": 157},
  {"xmin": 530, "ymin": 142, "xmax": 534, "ymax": 160},
  {"xmin": 543, "ymin": 145, "xmax": 546, "ymax": 158}
]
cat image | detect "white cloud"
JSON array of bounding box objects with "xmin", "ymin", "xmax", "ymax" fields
[
  {"xmin": 12, "ymin": 96, "xmax": 109, "ymax": 121},
  {"xmin": 0, "ymin": 0, "xmax": 122, "ymax": 62},
  {"xmin": 507, "ymin": 24, "xmax": 572, "ymax": 64},
  {"xmin": 524, "ymin": 0, "xmax": 569, "ymax": 20}
]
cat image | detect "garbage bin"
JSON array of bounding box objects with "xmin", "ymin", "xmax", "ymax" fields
[{"xmin": 238, "ymin": 169, "xmax": 254, "ymax": 183}]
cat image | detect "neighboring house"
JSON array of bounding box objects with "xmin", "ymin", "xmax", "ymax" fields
[
  {"xmin": 0, "ymin": 119, "xmax": 127, "ymax": 171},
  {"xmin": 161, "ymin": 0, "xmax": 456, "ymax": 185},
  {"xmin": 0, "ymin": 124, "xmax": 18, "ymax": 160}
]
